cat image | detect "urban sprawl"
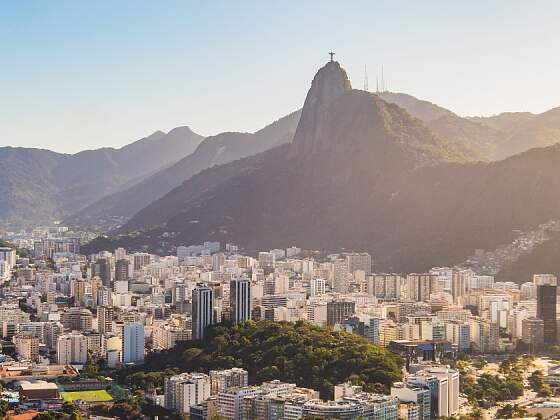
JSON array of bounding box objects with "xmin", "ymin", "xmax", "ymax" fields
[{"xmin": 0, "ymin": 226, "xmax": 559, "ymax": 420}]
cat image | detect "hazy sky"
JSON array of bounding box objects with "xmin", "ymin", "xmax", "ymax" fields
[{"xmin": 2, "ymin": 1, "xmax": 560, "ymax": 153}]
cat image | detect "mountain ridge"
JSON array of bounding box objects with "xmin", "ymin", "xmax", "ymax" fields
[
  {"xmin": 66, "ymin": 109, "xmax": 302, "ymax": 230},
  {"xmin": 82, "ymin": 61, "xmax": 560, "ymax": 272},
  {"xmin": 0, "ymin": 127, "xmax": 204, "ymax": 229}
]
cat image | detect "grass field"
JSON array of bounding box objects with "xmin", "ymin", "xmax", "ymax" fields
[{"xmin": 60, "ymin": 389, "xmax": 113, "ymax": 402}]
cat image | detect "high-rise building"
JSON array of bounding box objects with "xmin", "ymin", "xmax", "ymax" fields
[
  {"xmin": 310, "ymin": 278, "xmax": 326, "ymax": 297},
  {"xmin": 391, "ymin": 383, "xmax": 431, "ymax": 420},
  {"xmin": 534, "ymin": 274, "xmax": 557, "ymax": 286},
  {"xmin": 57, "ymin": 332, "xmax": 88, "ymax": 365},
  {"xmin": 369, "ymin": 275, "xmax": 402, "ymax": 301},
  {"xmin": 302, "ymin": 259, "xmax": 314, "ymax": 275},
  {"xmin": 132, "ymin": 252, "xmax": 151, "ymax": 271},
  {"xmin": 44, "ymin": 322, "xmax": 64, "ymax": 351},
  {"xmin": 217, "ymin": 386, "xmax": 262, "ymax": 420},
  {"xmin": 522, "ymin": 316, "xmax": 545, "ymax": 347},
  {"xmin": 466, "ymin": 270, "xmax": 494, "ymax": 290},
  {"xmin": 301, "ymin": 393, "xmax": 398, "ymax": 420},
  {"xmin": 96, "ymin": 286, "xmax": 112, "ymax": 307},
  {"xmin": 165, "ymin": 372, "xmax": 211, "ymax": 413},
  {"xmin": 520, "ymin": 282, "xmax": 537, "ymax": 300},
  {"xmin": 34, "ymin": 237, "xmax": 80, "ymax": 258},
  {"xmin": 406, "ymin": 274, "xmax": 439, "ymax": 302},
  {"xmin": 430, "ymin": 267, "xmax": 453, "ymax": 291},
  {"xmin": 451, "ymin": 272, "xmax": 467, "ymax": 302},
  {"xmin": 471, "ymin": 318, "xmax": 500, "ymax": 353},
  {"xmin": 210, "ymin": 368, "xmax": 249, "ymax": 395},
  {"xmin": 114, "ymin": 247, "xmax": 127, "ymax": 261},
  {"xmin": 327, "ymin": 300, "xmax": 355, "ymax": 326},
  {"xmin": 445, "ymin": 321, "xmax": 471, "ymax": 351},
  {"xmin": 84, "ymin": 331, "xmax": 106, "ymax": 359},
  {"xmin": 537, "ymin": 284, "xmax": 557, "ymax": 344},
  {"xmin": 230, "ymin": 278, "xmax": 251, "ymax": 323},
  {"xmin": 123, "ymin": 322, "xmax": 145, "ymax": 364},
  {"xmin": 114, "ymin": 280, "xmax": 129, "ymax": 293},
  {"xmin": 115, "ymin": 259, "xmax": 129, "ymax": 282},
  {"xmin": 346, "ymin": 253, "xmax": 372, "ymax": 276},
  {"xmin": 0, "ymin": 247, "xmax": 16, "ymax": 269},
  {"xmin": 13, "ymin": 333, "xmax": 40, "ymax": 362},
  {"xmin": 258, "ymin": 252, "xmax": 275, "ymax": 270},
  {"xmin": 93, "ymin": 258, "xmax": 112, "ymax": 287},
  {"xmin": 333, "ymin": 259, "xmax": 350, "ymax": 293},
  {"xmin": 70, "ymin": 279, "xmax": 91, "ymax": 307},
  {"xmin": 192, "ymin": 287, "xmax": 215, "ymax": 341},
  {"xmin": 212, "ymin": 253, "xmax": 225, "ymax": 271},
  {"xmin": 407, "ymin": 367, "xmax": 459, "ymax": 418},
  {"xmin": 60, "ymin": 307, "xmax": 93, "ymax": 331},
  {"xmin": 97, "ymin": 306, "xmax": 114, "ymax": 335}
]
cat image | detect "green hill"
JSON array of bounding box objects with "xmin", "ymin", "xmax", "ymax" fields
[{"xmin": 119, "ymin": 320, "xmax": 403, "ymax": 399}]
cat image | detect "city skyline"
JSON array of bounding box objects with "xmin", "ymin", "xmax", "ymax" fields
[{"xmin": 3, "ymin": 3, "xmax": 560, "ymax": 419}]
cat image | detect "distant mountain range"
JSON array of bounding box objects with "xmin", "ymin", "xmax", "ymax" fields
[
  {"xmin": 68, "ymin": 88, "xmax": 560, "ymax": 234},
  {"xmin": 0, "ymin": 127, "xmax": 203, "ymax": 229},
  {"xmin": 7, "ymin": 58, "xmax": 560, "ymax": 272},
  {"xmin": 66, "ymin": 110, "xmax": 301, "ymax": 230},
  {"xmin": 82, "ymin": 61, "xmax": 560, "ymax": 272},
  {"xmin": 379, "ymin": 92, "xmax": 560, "ymax": 161}
]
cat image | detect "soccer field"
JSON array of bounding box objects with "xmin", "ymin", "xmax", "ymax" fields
[{"xmin": 60, "ymin": 389, "xmax": 113, "ymax": 402}]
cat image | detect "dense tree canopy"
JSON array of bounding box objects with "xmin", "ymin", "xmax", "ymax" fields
[
  {"xmin": 119, "ymin": 320, "xmax": 404, "ymax": 399},
  {"xmin": 530, "ymin": 370, "xmax": 553, "ymax": 397},
  {"xmin": 459, "ymin": 355, "xmax": 530, "ymax": 408},
  {"xmin": 496, "ymin": 404, "xmax": 528, "ymax": 419}
]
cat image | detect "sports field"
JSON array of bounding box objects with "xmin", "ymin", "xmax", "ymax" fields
[{"xmin": 60, "ymin": 389, "xmax": 113, "ymax": 402}]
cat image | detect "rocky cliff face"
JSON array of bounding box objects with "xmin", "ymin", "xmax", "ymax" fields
[{"xmin": 291, "ymin": 61, "xmax": 352, "ymax": 155}]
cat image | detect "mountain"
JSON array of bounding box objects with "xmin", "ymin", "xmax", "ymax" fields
[
  {"xmin": 85, "ymin": 61, "xmax": 493, "ymax": 268},
  {"xmin": 376, "ymin": 92, "xmax": 454, "ymax": 122},
  {"xmin": 377, "ymin": 92, "xmax": 509, "ymax": 161},
  {"xmin": 84, "ymin": 60, "xmax": 560, "ymax": 271},
  {"xmin": 120, "ymin": 62, "xmax": 466, "ymax": 236},
  {"xmin": 0, "ymin": 147, "xmax": 63, "ymax": 229},
  {"xmin": 0, "ymin": 127, "xmax": 203, "ymax": 229},
  {"xmin": 493, "ymin": 107, "xmax": 560, "ymax": 157},
  {"xmin": 66, "ymin": 109, "xmax": 301, "ymax": 230},
  {"xmin": 381, "ymin": 93, "xmax": 560, "ymax": 161}
]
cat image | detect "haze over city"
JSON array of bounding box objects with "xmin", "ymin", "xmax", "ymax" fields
[{"xmin": 4, "ymin": 2, "xmax": 560, "ymax": 420}]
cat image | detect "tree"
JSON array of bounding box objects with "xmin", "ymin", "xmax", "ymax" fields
[
  {"xmin": 82, "ymin": 351, "xmax": 99, "ymax": 378},
  {"xmin": 0, "ymin": 399, "xmax": 8, "ymax": 418},
  {"xmin": 62, "ymin": 401, "xmax": 78, "ymax": 415},
  {"xmin": 530, "ymin": 370, "xmax": 546, "ymax": 394},
  {"xmin": 117, "ymin": 320, "xmax": 404, "ymax": 399},
  {"xmin": 108, "ymin": 402, "xmax": 141, "ymax": 419},
  {"xmin": 471, "ymin": 357, "xmax": 487, "ymax": 370},
  {"xmin": 467, "ymin": 407, "xmax": 484, "ymax": 420},
  {"xmin": 496, "ymin": 403, "xmax": 528, "ymax": 419},
  {"xmin": 70, "ymin": 411, "xmax": 83, "ymax": 420},
  {"xmin": 462, "ymin": 372, "xmax": 524, "ymax": 406},
  {"xmin": 539, "ymin": 383, "xmax": 553, "ymax": 398}
]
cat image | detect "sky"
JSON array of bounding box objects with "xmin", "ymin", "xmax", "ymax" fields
[{"xmin": 1, "ymin": 1, "xmax": 560, "ymax": 153}]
